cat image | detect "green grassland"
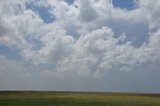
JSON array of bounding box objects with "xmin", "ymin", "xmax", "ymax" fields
[{"xmin": 0, "ymin": 91, "xmax": 160, "ymax": 106}]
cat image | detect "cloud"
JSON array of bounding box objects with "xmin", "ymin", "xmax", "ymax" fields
[
  {"xmin": 0, "ymin": 55, "xmax": 32, "ymax": 90},
  {"xmin": 0, "ymin": 0, "xmax": 160, "ymax": 92},
  {"xmin": 78, "ymin": 0, "xmax": 98, "ymax": 22},
  {"xmin": 137, "ymin": 0, "xmax": 160, "ymax": 30}
]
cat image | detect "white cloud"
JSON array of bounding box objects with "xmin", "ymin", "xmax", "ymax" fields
[
  {"xmin": 0, "ymin": 0, "xmax": 160, "ymax": 92},
  {"xmin": 78, "ymin": 0, "xmax": 99, "ymax": 22},
  {"xmin": 137, "ymin": 0, "xmax": 160, "ymax": 29}
]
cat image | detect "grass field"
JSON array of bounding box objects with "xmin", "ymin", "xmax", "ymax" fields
[{"xmin": 0, "ymin": 91, "xmax": 160, "ymax": 106}]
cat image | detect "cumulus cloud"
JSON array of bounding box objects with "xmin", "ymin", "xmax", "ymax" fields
[
  {"xmin": 137, "ymin": 0, "xmax": 160, "ymax": 30},
  {"xmin": 0, "ymin": 0, "xmax": 160, "ymax": 92},
  {"xmin": 78, "ymin": 0, "xmax": 98, "ymax": 22}
]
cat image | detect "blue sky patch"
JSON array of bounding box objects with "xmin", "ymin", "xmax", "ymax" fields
[
  {"xmin": 112, "ymin": 0, "xmax": 136, "ymax": 10},
  {"xmin": 65, "ymin": 0, "xmax": 75, "ymax": 5},
  {"xmin": 26, "ymin": 3, "xmax": 55, "ymax": 23},
  {"xmin": 0, "ymin": 45, "xmax": 21, "ymax": 60}
]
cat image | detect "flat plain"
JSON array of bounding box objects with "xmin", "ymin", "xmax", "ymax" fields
[{"xmin": 0, "ymin": 91, "xmax": 160, "ymax": 106}]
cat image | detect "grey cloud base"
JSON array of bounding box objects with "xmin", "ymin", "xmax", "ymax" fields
[{"xmin": 0, "ymin": 0, "xmax": 160, "ymax": 93}]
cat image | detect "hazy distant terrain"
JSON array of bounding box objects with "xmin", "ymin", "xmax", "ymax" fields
[{"xmin": 0, "ymin": 91, "xmax": 160, "ymax": 106}]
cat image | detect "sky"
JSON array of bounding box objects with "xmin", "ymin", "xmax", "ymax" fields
[{"xmin": 0, "ymin": 0, "xmax": 160, "ymax": 93}]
